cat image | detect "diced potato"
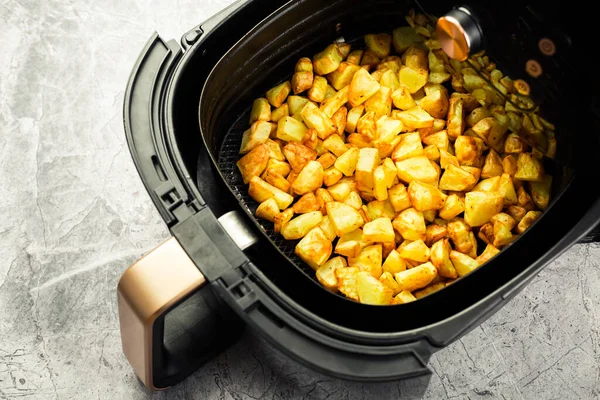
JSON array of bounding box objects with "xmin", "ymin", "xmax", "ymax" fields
[
  {"xmin": 392, "ymin": 208, "xmax": 426, "ymax": 241},
  {"xmin": 271, "ymin": 103, "xmax": 289, "ymax": 123},
  {"xmin": 455, "ymin": 136, "xmax": 484, "ymax": 166},
  {"xmin": 249, "ymin": 98, "xmax": 271, "ymax": 124},
  {"xmin": 287, "ymin": 95, "xmax": 310, "ymax": 115},
  {"xmin": 497, "ymin": 173, "xmax": 518, "ymax": 205},
  {"xmin": 503, "ymin": 154, "xmax": 518, "ymax": 176},
  {"xmin": 475, "ymin": 244, "xmax": 500, "ymax": 265},
  {"xmin": 394, "ymin": 106, "xmax": 434, "ymax": 130},
  {"xmin": 248, "ymin": 176, "xmax": 294, "ymax": 210},
  {"xmin": 422, "ymin": 130, "xmax": 449, "ymax": 152},
  {"xmin": 363, "ymin": 217, "xmax": 395, "ymax": 243},
  {"xmin": 392, "ymin": 132, "xmax": 424, "ymax": 161},
  {"xmin": 399, "ymin": 66, "xmax": 428, "ymax": 94},
  {"xmin": 504, "ymin": 132, "xmax": 529, "ymax": 153},
  {"xmin": 430, "ymin": 238, "xmax": 457, "ymax": 279},
  {"xmin": 343, "ymin": 191, "xmax": 363, "ymax": 210},
  {"xmin": 357, "ymin": 271, "xmax": 394, "ymax": 305},
  {"xmin": 365, "ymin": 33, "xmax": 392, "ymax": 58},
  {"xmin": 331, "ymin": 107, "xmax": 348, "ymax": 137},
  {"xmin": 335, "ymin": 266, "xmax": 360, "ymax": 301},
  {"xmin": 328, "ymin": 179, "xmax": 354, "ymax": 201},
  {"xmin": 380, "ymin": 69, "xmax": 400, "ymax": 90},
  {"xmin": 401, "ymin": 44, "xmax": 428, "ymax": 69},
  {"xmin": 327, "ymin": 62, "xmax": 361, "ymax": 90},
  {"xmin": 349, "ymin": 68, "xmax": 381, "ymax": 107},
  {"xmin": 276, "ymin": 116, "xmax": 308, "ymax": 143},
  {"xmin": 293, "ymin": 192, "xmax": 321, "ymax": 214},
  {"xmin": 281, "ymin": 211, "xmax": 323, "ymax": 240},
  {"xmin": 291, "ymin": 71, "xmax": 314, "ymax": 95},
  {"xmin": 316, "ymin": 153, "xmax": 336, "ymax": 170},
  {"xmin": 425, "ymin": 223, "xmax": 447, "ymax": 247},
  {"xmin": 356, "ymin": 148, "xmax": 381, "ymax": 191},
  {"xmin": 365, "ymin": 86, "xmax": 393, "ymax": 117},
  {"xmin": 295, "ymin": 57, "xmax": 313, "ymax": 73},
  {"xmin": 266, "ymin": 81, "xmax": 292, "ymax": 108},
  {"xmin": 336, "ymin": 42, "xmax": 351, "ymax": 58},
  {"xmin": 295, "ymin": 227, "xmax": 332, "ymax": 270},
  {"xmin": 255, "ymin": 197, "xmax": 280, "ymax": 222},
  {"xmin": 464, "ymin": 191, "xmax": 504, "ymax": 227},
  {"xmin": 356, "ymin": 111, "xmax": 377, "ymax": 140},
  {"xmin": 262, "ymin": 169, "xmax": 291, "ymax": 192},
  {"xmin": 391, "ymin": 86, "xmax": 417, "ymax": 111},
  {"xmin": 530, "ymin": 175, "xmax": 552, "ymax": 210},
  {"xmin": 323, "ymin": 84, "xmax": 337, "ymax": 101},
  {"xmin": 379, "ymin": 271, "xmax": 401, "ymax": 295},
  {"xmin": 516, "ymin": 210, "xmax": 542, "ymax": 234},
  {"xmin": 326, "ymin": 201, "xmax": 365, "ymax": 236},
  {"xmin": 376, "ymin": 116, "xmax": 403, "ymax": 144},
  {"xmin": 346, "ymin": 49, "xmax": 363, "ymax": 65},
  {"xmin": 439, "ymin": 165, "xmax": 478, "ymax": 191},
  {"xmin": 490, "ymin": 212, "xmax": 517, "ymax": 247},
  {"xmin": 408, "ymin": 180, "xmax": 445, "ymax": 211},
  {"xmin": 381, "ymin": 158, "xmax": 398, "ymax": 187},
  {"xmin": 282, "ymin": 142, "xmax": 317, "ymax": 173},
  {"xmin": 517, "ymin": 186, "xmax": 536, "ymax": 211},
  {"xmin": 316, "ymin": 256, "xmax": 347, "ymax": 291},
  {"xmin": 394, "ymin": 262, "xmax": 437, "ymax": 292},
  {"xmin": 323, "ymin": 167, "xmax": 343, "ymax": 186},
  {"xmin": 449, "ymin": 251, "xmax": 480, "ymax": 277},
  {"xmin": 349, "ymin": 244, "xmax": 383, "ymax": 278},
  {"xmin": 366, "ymin": 199, "xmax": 396, "ymax": 221},
  {"xmin": 395, "ymin": 156, "xmax": 439, "ymax": 185},
  {"xmin": 438, "ymin": 193, "xmax": 465, "ymax": 220},
  {"xmin": 514, "ymin": 152, "xmax": 544, "ymax": 182},
  {"xmin": 345, "ymin": 105, "xmax": 365, "ymax": 134},
  {"xmin": 323, "ymin": 133, "xmax": 348, "ymax": 157},
  {"xmin": 331, "ymin": 147, "xmax": 357, "ymax": 177},
  {"xmin": 506, "ymin": 205, "xmax": 527, "ymax": 223},
  {"xmin": 471, "ymin": 117, "xmax": 507, "ymax": 150},
  {"xmin": 472, "ymin": 176, "xmax": 500, "ymax": 192},
  {"xmin": 237, "ymin": 143, "xmax": 269, "ymax": 184},
  {"xmin": 481, "ymin": 150, "xmax": 503, "ymax": 178},
  {"xmin": 413, "ymin": 282, "xmax": 446, "ymax": 299},
  {"xmin": 240, "ymin": 120, "xmax": 272, "ymax": 154},
  {"xmin": 447, "ymin": 218, "xmax": 472, "ymax": 254},
  {"xmin": 466, "ymin": 107, "xmax": 491, "ymax": 128},
  {"xmin": 386, "ymin": 183, "xmax": 410, "ymax": 213},
  {"xmin": 301, "ymin": 101, "xmax": 337, "ymax": 140},
  {"xmin": 307, "ymin": 75, "xmax": 328, "ymax": 103},
  {"xmin": 318, "ymin": 215, "xmax": 337, "ymax": 241},
  {"xmin": 361, "ymin": 49, "xmax": 381, "ymax": 67},
  {"xmin": 440, "ymin": 149, "xmax": 459, "ymax": 170},
  {"xmin": 393, "ymin": 290, "xmax": 417, "ymax": 304},
  {"xmin": 321, "ymin": 86, "xmax": 350, "ymax": 118},
  {"xmin": 446, "ymin": 97, "xmax": 465, "ymax": 140},
  {"xmin": 313, "ymin": 44, "xmax": 344, "ymax": 75},
  {"xmin": 273, "ymin": 208, "xmax": 294, "ymax": 234},
  {"xmin": 382, "ymin": 249, "xmax": 407, "ymax": 274},
  {"xmin": 393, "ymin": 26, "xmax": 423, "ymax": 53},
  {"xmin": 334, "ymin": 229, "xmax": 362, "ymax": 258}
]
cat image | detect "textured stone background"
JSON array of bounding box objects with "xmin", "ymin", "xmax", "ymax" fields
[{"xmin": 1, "ymin": 0, "xmax": 599, "ymax": 398}]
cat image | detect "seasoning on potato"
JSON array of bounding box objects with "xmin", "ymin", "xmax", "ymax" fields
[{"xmin": 236, "ymin": 9, "xmax": 555, "ymax": 305}]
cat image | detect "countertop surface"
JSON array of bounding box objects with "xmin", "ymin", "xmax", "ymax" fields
[{"xmin": 1, "ymin": 0, "xmax": 600, "ymax": 399}]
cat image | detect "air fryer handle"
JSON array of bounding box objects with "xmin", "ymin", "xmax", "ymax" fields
[{"xmin": 117, "ymin": 238, "xmax": 244, "ymax": 390}]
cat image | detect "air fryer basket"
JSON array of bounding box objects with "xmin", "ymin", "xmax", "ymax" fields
[{"xmin": 184, "ymin": 0, "xmax": 598, "ymax": 335}]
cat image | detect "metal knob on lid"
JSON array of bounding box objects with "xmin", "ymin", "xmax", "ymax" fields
[{"xmin": 436, "ymin": 6, "xmax": 483, "ymax": 61}]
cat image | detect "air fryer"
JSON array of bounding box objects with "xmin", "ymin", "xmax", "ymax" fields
[{"xmin": 117, "ymin": 0, "xmax": 600, "ymax": 391}]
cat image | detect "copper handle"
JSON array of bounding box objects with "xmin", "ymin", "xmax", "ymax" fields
[{"xmin": 117, "ymin": 237, "xmax": 205, "ymax": 390}]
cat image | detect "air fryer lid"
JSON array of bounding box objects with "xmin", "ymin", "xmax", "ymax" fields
[{"xmin": 193, "ymin": 0, "xmax": 598, "ymax": 335}]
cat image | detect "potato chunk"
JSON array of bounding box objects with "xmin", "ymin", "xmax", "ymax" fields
[
  {"xmin": 449, "ymin": 251, "xmax": 479, "ymax": 277},
  {"xmin": 407, "ymin": 181, "xmax": 445, "ymax": 211},
  {"xmin": 316, "ymin": 256, "xmax": 347, "ymax": 291},
  {"xmin": 240, "ymin": 120, "xmax": 273, "ymax": 154},
  {"xmin": 266, "ymin": 81, "xmax": 292, "ymax": 108},
  {"xmin": 438, "ymin": 193, "xmax": 465, "ymax": 220},
  {"xmin": 363, "ymin": 217, "xmax": 395, "ymax": 243},
  {"xmin": 394, "ymin": 262, "xmax": 437, "ymax": 292},
  {"xmin": 392, "ymin": 208, "xmax": 426, "ymax": 241},
  {"xmin": 291, "ymin": 160, "xmax": 324, "ymax": 195},
  {"xmin": 395, "ymin": 156, "xmax": 439, "ymax": 185},
  {"xmin": 248, "ymin": 176, "xmax": 294, "ymax": 210},
  {"xmin": 455, "ymin": 136, "xmax": 484, "ymax": 166},
  {"xmin": 464, "ymin": 191, "xmax": 504, "ymax": 227},
  {"xmin": 398, "ymin": 239, "xmax": 430, "ymax": 263},
  {"xmin": 394, "ymin": 106, "xmax": 434, "ymax": 130},
  {"xmin": 349, "ymin": 244, "xmax": 383, "ymax": 278},
  {"xmin": 530, "ymin": 175, "xmax": 552, "ymax": 210},
  {"xmin": 281, "ymin": 211, "xmax": 323, "ymax": 240},
  {"xmin": 301, "ymin": 101, "xmax": 337, "ymax": 140},
  {"xmin": 334, "ymin": 147, "xmax": 359, "ymax": 176},
  {"xmin": 356, "ymin": 148, "xmax": 381, "ymax": 191},
  {"xmin": 365, "ymin": 33, "xmax": 392, "ymax": 58},
  {"xmin": 439, "ymin": 165, "xmax": 478, "ymax": 191},
  {"xmin": 392, "ymin": 86, "xmax": 417, "ymax": 110},
  {"xmin": 335, "ymin": 266, "xmax": 360, "ymax": 301},
  {"xmin": 392, "ymin": 132, "xmax": 423, "ymax": 162},
  {"xmin": 382, "ymin": 249, "xmax": 407, "ymax": 274},
  {"xmin": 295, "ymin": 227, "xmax": 332, "ymax": 270},
  {"xmin": 349, "ymin": 68, "xmax": 381, "ymax": 107},
  {"xmin": 430, "ymin": 238, "xmax": 457, "ymax": 279},
  {"xmin": 399, "ymin": 66, "xmax": 428, "ymax": 94},
  {"xmin": 313, "ymin": 44, "xmax": 344, "ymax": 76},
  {"xmin": 276, "ymin": 116, "xmax": 308, "ymax": 143},
  {"xmin": 393, "ymin": 290, "xmax": 417, "ymax": 304},
  {"xmin": 237, "ymin": 143, "xmax": 270, "ymax": 184},
  {"xmin": 357, "ymin": 271, "xmax": 393, "ymax": 305},
  {"xmin": 255, "ymin": 198, "xmax": 280, "ymax": 222},
  {"xmin": 282, "ymin": 142, "xmax": 317, "ymax": 173},
  {"xmin": 321, "ymin": 86, "xmax": 349, "ymax": 118},
  {"xmin": 516, "ymin": 210, "xmax": 542, "ymax": 234},
  {"xmin": 249, "ymin": 98, "xmax": 271, "ymax": 124},
  {"xmin": 326, "ymin": 201, "xmax": 365, "ymax": 236},
  {"xmin": 514, "ymin": 152, "xmax": 544, "ymax": 182}
]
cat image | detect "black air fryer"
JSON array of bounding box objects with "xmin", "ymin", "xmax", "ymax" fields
[{"xmin": 117, "ymin": 0, "xmax": 599, "ymax": 390}]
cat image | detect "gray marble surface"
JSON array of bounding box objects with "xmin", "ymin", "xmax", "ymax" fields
[{"xmin": 1, "ymin": 0, "xmax": 599, "ymax": 399}]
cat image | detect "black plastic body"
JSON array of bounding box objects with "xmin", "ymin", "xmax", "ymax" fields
[{"xmin": 123, "ymin": 0, "xmax": 600, "ymax": 389}]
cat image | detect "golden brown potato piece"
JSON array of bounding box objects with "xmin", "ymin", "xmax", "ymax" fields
[
  {"xmin": 464, "ymin": 191, "xmax": 504, "ymax": 227},
  {"xmin": 295, "ymin": 227, "xmax": 332, "ymax": 270},
  {"xmin": 430, "ymin": 238, "xmax": 457, "ymax": 279},
  {"xmin": 422, "ymin": 130, "xmax": 449, "ymax": 152},
  {"xmin": 490, "ymin": 212, "xmax": 516, "ymax": 247},
  {"xmin": 365, "ymin": 33, "xmax": 392, "ymax": 58},
  {"xmin": 391, "ymin": 86, "xmax": 417, "ymax": 111},
  {"xmin": 292, "ymin": 192, "xmax": 321, "ymax": 214},
  {"xmin": 379, "ymin": 271, "xmax": 401, "ymax": 295},
  {"xmin": 425, "ymin": 223, "xmax": 447, "ymax": 247},
  {"xmin": 438, "ymin": 193, "xmax": 465, "ymax": 221},
  {"xmin": 355, "ymin": 147, "xmax": 381, "ymax": 192},
  {"xmin": 516, "ymin": 210, "xmax": 542, "ymax": 234},
  {"xmin": 365, "ymin": 87, "xmax": 393, "ymax": 117},
  {"xmin": 481, "ymin": 149, "xmax": 503, "ymax": 178},
  {"xmin": 326, "ymin": 201, "xmax": 365, "ymax": 236},
  {"xmin": 530, "ymin": 175, "xmax": 552, "ymax": 210},
  {"xmin": 281, "ymin": 211, "xmax": 323, "ymax": 240},
  {"xmin": 398, "ymin": 239, "xmax": 430, "ymax": 263},
  {"xmin": 371, "ymin": 166, "xmax": 387, "ymax": 201},
  {"xmin": 471, "ymin": 117, "xmax": 507, "ymax": 150},
  {"xmin": 393, "ymin": 290, "xmax": 417, "ymax": 304},
  {"xmin": 316, "ymin": 256, "xmax": 347, "ymax": 291},
  {"xmin": 249, "ymin": 98, "xmax": 271, "ymax": 124},
  {"xmin": 287, "ymin": 95, "xmax": 310, "ymax": 116},
  {"xmin": 399, "ymin": 66, "xmax": 428, "ymax": 94},
  {"xmin": 514, "ymin": 152, "xmax": 544, "ymax": 182},
  {"xmin": 237, "ymin": 143, "xmax": 270, "ymax": 184},
  {"xmin": 380, "ymin": 69, "xmax": 400, "ymax": 90},
  {"xmin": 446, "ymin": 97, "xmax": 465, "ymax": 140},
  {"xmin": 343, "ymin": 191, "xmax": 363, "ymax": 210},
  {"xmin": 455, "ymin": 136, "xmax": 484, "ymax": 167},
  {"xmin": 335, "ymin": 228, "xmax": 364, "ymax": 258},
  {"xmin": 255, "ymin": 198, "xmax": 280, "ymax": 222},
  {"xmin": 420, "ymin": 88, "xmax": 449, "ymax": 119},
  {"xmin": 447, "ymin": 218, "xmax": 472, "ymax": 254},
  {"xmin": 240, "ymin": 120, "xmax": 273, "ymax": 154},
  {"xmin": 394, "ymin": 106, "xmax": 434, "ymax": 130},
  {"xmin": 346, "ymin": 49, "xmax": 364, "ymax": 65},
  {"xmin": 392, "ymin": 207, "xmax": 426, "ymax": 241},
  {"xmin": 327, "ymin": 62, "xmax": 360, "ymax": 90},
  {"xmin": 349, "ymin": 68, "xmax": 381, "ymax": 107},
  {"xmin": 395, "ymin": 156, "xmax": 439, "ymax": 185},
  {"xmin": 301, "ymin": 101, "xmax": 337, "ymax": 140},
  {"xmin": 349, "ymin": 244, "xmax": 383, "ymax": 278},
  {"xmin": 335, "ymin": 266, "xmax": 360, "ymax": 300},
  {"xmin": 503, "ymin": 154, "xmax": 518, "ymax": 176},
  {"xmin": 517, "ymin": 186, "xmax": 536, "ymax": 211},
  {"xmin": 408, "ymin": 181, "xmax": 445, "ymax": 211},
  {"xmin": 271, "ymin": 103, "xmax": 289, "ymax": 123},
  {"xmin": 504, "ymin": 132, "xmax": 529, "ymax": 153},
  {"xmin": 449, "ymin": 250, "xmax": 480, "ymax": 277},
  {"xmin": 295, "ymin": 57, "xmax": 313, "ymax": 73},
  {"xmin": 318, "ymin": 215, "xmax": 337, "ymax": 241},
  {"xmin": 382, "ymin": 249, "xmax": 407, "ymax": 274},
  {"xmin": 331, "ymin": 107, "xmax": 348, "ymax": 136},
  {"xmin": 401, "ymin": 44, "xmax": 428, "ymax": 69},
  {"xmin": 322, "ymin": 133, "xmax": 348, "ymax": 157},
  {"xmin": 282, "ymin": 142, "xmax": 317, "ymax": 173},
  {"xmin": 394, "ymin": 262, "xmax": 437, "ymax": 292},
  {"xmin": 366, "ymin": 199, "xmax": 396, "ymax": 221},
  {"xmin": 345, "ymin": 105, "xmax": 365, "ymax": 134},
  {"xmin": 249, "ymin": 176, "xmax": 294, "ymax": 210},
  {"xmin": 440, "ymin": 149, "xmax": 459, "ymax": 170},
  {"xmin": 363, "ymin": 217, "xmax": 395, "ymax": 243},
  {"xmin": 475, "ymin": 244, "xmax": 500, "ymax": 265},
  {"xmin": 276, "ymin": 116, "xmax": 308, "ymax": 143},
  {"xmin": 388, "ymin": 183, "xmax": 412, "ymax": 213},
  {"xmin": 316, "ymin": 152, "xmax": 336, "ymax": 170},
  {"xmin": 313, "ymin": 44, "xmax": 344, "ymax": 76},
  {"xmin": 323, "ymin": 167, "xmax": 342, "ymax": 187},
  {"xmin": 413, "ymin": 282, "xmax": 446, "ymax": 299},
  {"xmin": 391, "ymin": 132, "xmax": 423, "ymax": 162},
  {"xmin": 357, "ymin": 111, "xmax": 377, "ymax": 140},
  {"xmin": 357, "ymin": 271, "xmax": 393, "ymax": 305},
  {"xmin": 321, "ymin": 85, "xmax": 349, "ymax": 118},
  {"xmin": 393, "ymin": 26, "xmax": 423, "ymax": 52},
  {"xmin": 292, "ymin": 71, "xmax": 314, "ymax": 95},
  {"xmin": 307, "ymin": 75, "xmax": 328, "ymax": 103},
  {"xmin": 472, "ymin": 176, "xmax": 500, "ymax": 192},
  {"xmin": 273, "ymin": 208, "xmax": 294, "ymax": 234},
  {"xmin": 262, "ymin": 168, "xmax": 291, "ymax": 192},
  {"xmin": 439, "ymin": 165, "xmax": 478, "ymax": 191}
]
